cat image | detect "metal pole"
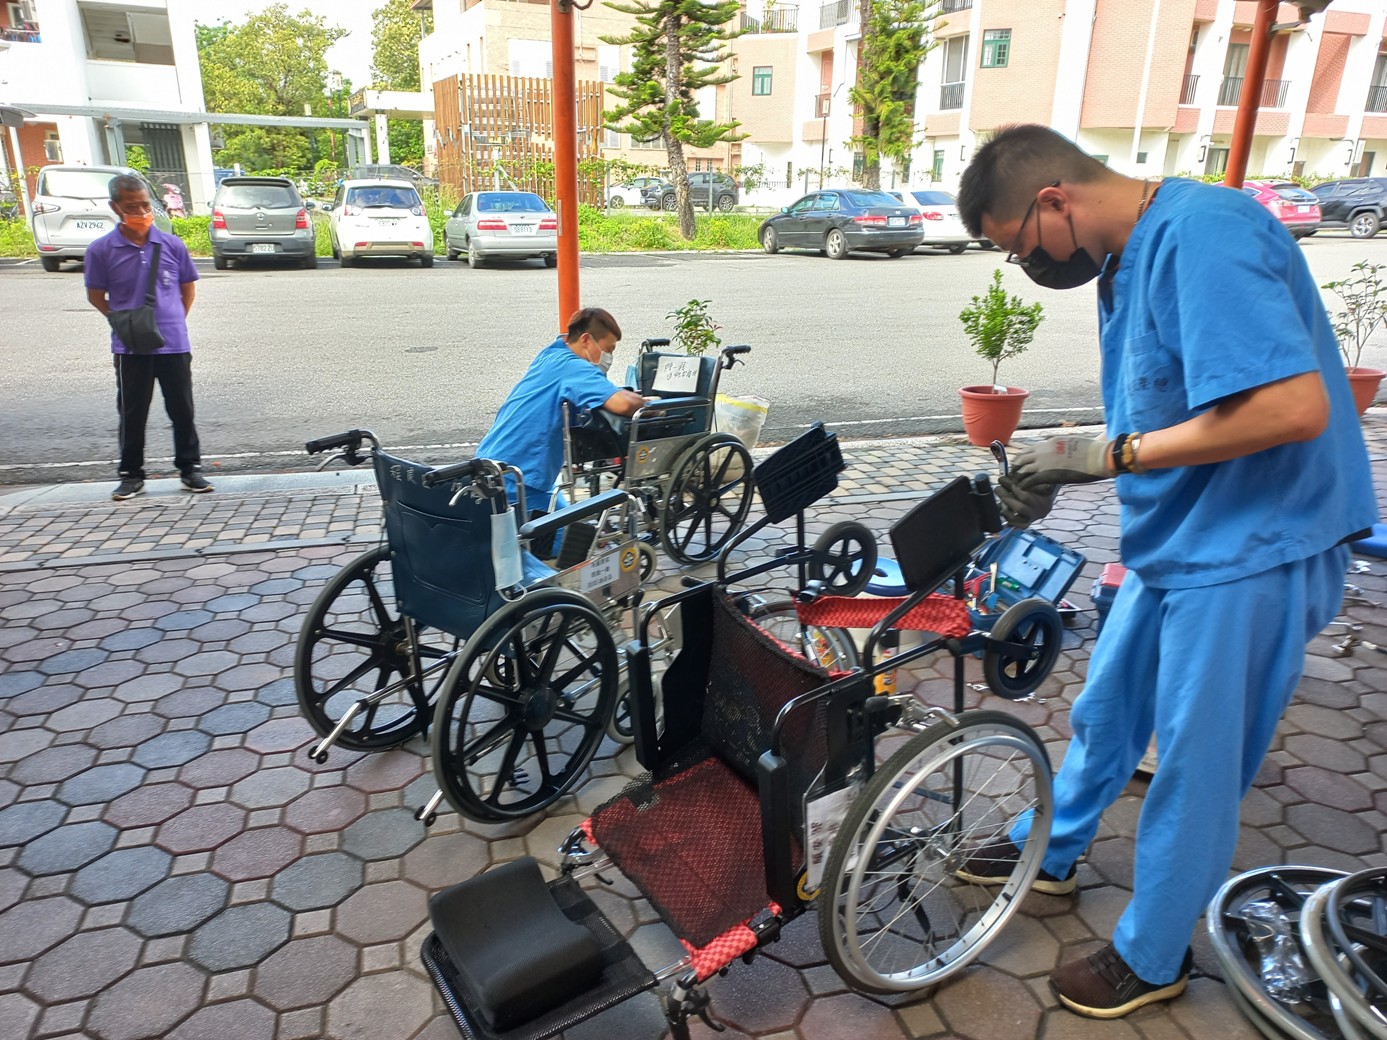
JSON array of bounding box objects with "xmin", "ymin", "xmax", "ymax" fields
[
  {"xmin": 1223, "ymin": 0, "xmax": 1277, "ymax": 190},
  {"xmin": 7, "ymin": 125, "xmax": 31, "ymax": 222},
  {"xmin": 551, "ymin": 0, "xmax": 581, "ymax": 331}
]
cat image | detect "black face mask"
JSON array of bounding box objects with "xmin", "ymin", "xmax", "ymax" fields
[{"xmin": 1011, "ymin": 209, "xmax": 1102, "ymax": 291}]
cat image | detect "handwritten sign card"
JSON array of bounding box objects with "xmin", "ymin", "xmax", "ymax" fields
[{"xmin": 651, "ymin": 355, "xmax": 701, "ymax": 394}]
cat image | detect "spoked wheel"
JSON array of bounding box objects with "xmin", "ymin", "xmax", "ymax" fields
[
  {"xmin": 659, "ymin": 434, "xmax": 755, "ymax": 566},
  {"xmin": 430, "ymin": 588, "xmax": 619, "ymax": 821},
  {"xmin": 1301, "ymin": 870, "xmax": 1387, "ymax": 1040},
  {"xmin": 746, "ymin": 597, "xmax": 859, "ymax": 672},
  {"xmin": 982, "ymin": 597, "xmax": 1063, "ymax": 700},
  {"xmin": 295, "ymin": 546, "xmax": 459, "ymax": 755},
  {"xmin": 604, "ymin": 605, "xmax": 678, "ymax": 744},
  {"xmin": 1327, "ymin": 869, "xmax": 1387, "ymax": 1006},
  {"xmin": 811, "ymin": 521, "xmax": 879, "ymax": 596},
  {"xmin": 819, "ymin": 710, "xmax": 1052, "ymax": 994}
]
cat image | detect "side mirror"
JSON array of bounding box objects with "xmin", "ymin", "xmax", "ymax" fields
[
  {"xmin": 304, "ymin": 200, "xmax": 316, "ymax": 210},
  {"xmin": 779, "ymin": 207, "xmax": 788, "ymax": 214},
  {"xmin": 320, "ymin": 203, "xmax": 333, "ymax": 213}
]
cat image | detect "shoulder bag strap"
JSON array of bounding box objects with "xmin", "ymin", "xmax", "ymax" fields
[{"xmin": 143, "ymin": 241, "xmax": 163, "ymax": 306}]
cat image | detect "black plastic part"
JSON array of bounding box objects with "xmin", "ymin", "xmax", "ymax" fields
[
  {"xmin": 518, "ymin": 488, "xmax": 630, "ymax": 541},
  {"xmin": 889, "ymin": 476, "xmax": 994, "ymax": 593},
  {"xmin": 753, "ymin": 423, "xmax": 845, "ymax": 524},
  {"xmin": 640, "ymin": 337, "xmax": 671, "ymax": 349},
  {"xmin": 305, "ymin": 429, "xmax": 366, "ymax": 454},
  {"xmin": 422, "ymin": 459, "xmax": 484, "ymax": 487},
  {"xmin": 757, "ymin": 751, "xmax": 795, "ymax": 910},
  {"xmin": 640, "ymin": 395, "xmax": 709, "ymax": 413},
  {"xmin": 624, "ymin": 639, "xmax": 661, "ymax": 771}
]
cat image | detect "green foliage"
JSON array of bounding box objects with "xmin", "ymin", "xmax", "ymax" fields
[
  {"xmin": 666, "ymin": 299, "xmax": 722, "ymax": 355},
  {"xmin": 576, "ymin": 211, "xmax": 761, "ymax": 252},
  {"xmin": 371, "ymin": 0, "xmax": 430, "ymax": 90},
  {"xmin": 851, "ymin": 0, "xmax": 937, "ymax": 189},
  {"xmin": 125, "ymin": 146, "xmax": 151, "ymax": 173},
  {"xmin": 1323, "ymin": 260, "xmax": 1387, "ymax": 370},
  {"xmin": 0, "ymin": 218, "xmax": 35, "ymax": 257},
  {"xmin": 172, "ymin": 216, "xmax": 211, "ymax": 257},
  {"xmin": 959, "ymin": 268, "xmax": 1045, "ymax": 386}
]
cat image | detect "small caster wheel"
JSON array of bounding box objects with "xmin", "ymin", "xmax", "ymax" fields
[{"xmin": 310, "ymin": 746, "xmax": 329, "ymax": 764}]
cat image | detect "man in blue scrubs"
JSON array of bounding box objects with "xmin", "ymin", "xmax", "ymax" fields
[
  {"xmin": 476, "ymin": 307, "xmax": 646, "ymax": 511},
  {"xmin": 954, "ymin": 125, "xmax": 1375, "ymax": 1018}
]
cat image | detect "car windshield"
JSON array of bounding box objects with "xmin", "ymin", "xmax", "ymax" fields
[
  {"xmin": 220, "ymin": 184, "xmax": 297, "ymax": 208},
  {"xmin": 477, "ymin": 193, "xmax": 549, "ymax": 213},
  {"xmin": 347, "ymin": 186, "xmax": 420, "ymax": 209},
  {"xmin": 843, "ymin": 190, "xmax": 902, "ymax": 208},
  {"xmin": 912, "ymin": 191, "xmax": 955, "ymax": 205},
  {"xmin": 38, "ymin": 169, "xmax": 129, "ymax": 200}
]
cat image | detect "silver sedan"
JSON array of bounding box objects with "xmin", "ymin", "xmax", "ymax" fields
[{"xmin": 443, "ymin": 191, "xmax": 558, "ymax": 269}]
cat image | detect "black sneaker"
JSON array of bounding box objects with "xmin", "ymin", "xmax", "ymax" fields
[
  {"xmin": 181, "ymin": 470, "xmax": 214, "ymax": 494},
  {"xmin": 112, "ymin": 477, "xmax": 145, "ymax": 501},
  {"xmin": 1050, "ymin": 944, "xmax": 1192, "ymax": 1018},
  {"xmin": 954, "ymin": 838, "xmax": 1077, "ymax": 895}
]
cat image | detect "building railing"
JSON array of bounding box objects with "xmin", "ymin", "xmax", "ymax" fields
[
  {"xmin": 940, "ymin": 81, "xmax": 964, "ymax": 110},
  {"xmin": 818, "ymin": 0, "xmax": 852, "ymax": 30},
  {"xmin": 1180, "ymin": 73, "xmax": 1199, "ymax": 105},
  {"xmin": 1218, "ymin": 76, "xmax": 1243, "ymax": 106},
  {"xmin": 1367, "ymin": 84, "xmax": 1387, "ymax": 113},
  {"xmin": 741, "ymin": 5, "xmax": 798, "ymax": 33},
  {"xmin": 1261, "ymin": 78, "xmax": 1289, "ymax": 107},
  {"xmin": 0, "ymin": 25, "xmax": 41, "ymax": 42},
  {"xmin": 940, "ymin": 0, "xmax": 972, "ymax": 11}
]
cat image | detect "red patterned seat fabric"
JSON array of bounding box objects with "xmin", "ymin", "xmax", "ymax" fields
[{"xmin": 794, "ymin": 594, "xmax": 971, "ymax": 637}]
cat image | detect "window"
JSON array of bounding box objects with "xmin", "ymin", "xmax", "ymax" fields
[
  {"xmin": 752, "ymin": 66, "xmax": 772, "ymax": 96},
  {"xmin": 43, "ymin": 133, "xmax": 62, "ymax": 162},
  {"xmin": 981, "ymin": 29, "xmax": 1010, "ymax": 68},
  {"xmin": 941, "ymin": 35, "xmax": 968, "ymax": 83},
  {"xmin": 1136, "ymin": 150, "xmax": 1148, "ymax": 164}
]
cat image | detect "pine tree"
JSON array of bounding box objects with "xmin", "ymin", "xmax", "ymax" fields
[{"xmin": 852, "ymin": 0, "xmax": 937, "ymax": 189}]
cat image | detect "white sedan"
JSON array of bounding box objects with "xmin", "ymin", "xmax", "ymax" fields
[
  {"xmin": 607, "ymin": 177, "xmax": 668, "ymax": 208},
  {"xmin": 886, "ymin": 190, "xmax": 977, "ymax": 253},
  {"xmin": 325, "ymin": 179, "xmax": 434, "ymax": 267}
]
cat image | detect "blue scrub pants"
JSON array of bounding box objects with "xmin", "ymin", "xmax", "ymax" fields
[{"xmin": 1016, "ymin": 544, "xmax": 1348, "ymax": 984}]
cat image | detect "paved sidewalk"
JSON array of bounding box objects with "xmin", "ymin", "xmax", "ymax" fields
[{"xmin": 2, "ymin": 423, "xmax": 1386, "ymax": 1040}]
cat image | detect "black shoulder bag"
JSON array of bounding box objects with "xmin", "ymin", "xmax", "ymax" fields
[{"xmin": 107, "ymin": 241, "xmax": 166, "ymax": 355}]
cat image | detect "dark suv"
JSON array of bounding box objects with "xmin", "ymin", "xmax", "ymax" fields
[
  {"xmin": 1311, "ymin": 178, "xmax": 1387, "ymax": 238},
  {"xmin": 644, "ymin": 172, "xmax": 739, "ymax": 212}
]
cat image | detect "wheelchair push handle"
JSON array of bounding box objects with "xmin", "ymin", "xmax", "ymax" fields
[
  {"xmin": 305, "ymin": 429, "xmax": 377, "ymax": 455},
  {"xmin": 640, "ymin": 337, "xmax": 671, "ymax": 351},
  {"xmin": 421, "ymin": 459, "xmax": 486, "ymax": 488},
  {"xmin": 720, "ymin": 344, "xmax": 751, "ymax": 369}
]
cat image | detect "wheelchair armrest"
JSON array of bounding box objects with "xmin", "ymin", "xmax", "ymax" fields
[
  {"xmin": 518, "ymin": 488, "xmax": 630, "ymax": 542},
  {"xmin": 638, "ymin": 395, "xmax": 709, "ymax": 413}
]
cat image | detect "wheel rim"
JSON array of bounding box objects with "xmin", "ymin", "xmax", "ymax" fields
[
  {"xmin": 747, "ymin": 598, "xmax": 859, "ymax": 672},
  {"xmin": 1353, "ymin": 215, "xmax": 1377, "ymax": 237},
  {"xmin": 295, "ymin": 547, "xmax": 456, "ymax": 750},
  {"xmin": 983, "ymin": 599, "xmax": 1062, "ymax": 699},
  {"xmin": 663, "ymin": 196, "xmax": 676, "ymax": 211},
  {"xmin": 812, "ymin": 521, "xmax": 878, "ymax": 596},
  {"xmin": 660, "ymin": 437, "xmax": 755, "ymax": 565},
  {"xmin": 828, "ymin": 230, "xmax": 846, "ymax": 257},
  {"xmin": 821, "ymin": 714, "xmax": 1051, "ymax": 992},
  {"xmin": 763, "ymin": 228, "xmax": 777, "ymax": 252},
  {"xmin": 432, "ymin": 594, "xmax": 618, "ymax": 821}
]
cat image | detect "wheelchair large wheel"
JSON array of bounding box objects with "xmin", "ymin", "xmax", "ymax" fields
[
  {"xmin": 430, "ymin": 587, "xmax": 619, "ymax": 822},
  {"xmin": 659, "ymin": 433, "xmax": 755, "ymax": 566},
  {"xmin": 818, "ymin": 710, "xmax": 1052, "ymax": 994},
  {"xmin": 295, "ymin": 546, "xmax": 459, "ymax": 754},
  {"xmin": 746, "ymin": 597, "xmax": 860, "ymax": 672},
  {"xmin": 982, "ymin": 597, "xmax": 1063, "ymax": 700},
  {"xmin": 811, "ymin": 521, "xmax": 878, "ymax": 596}
]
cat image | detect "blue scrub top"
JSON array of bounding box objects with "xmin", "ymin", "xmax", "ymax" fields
[
  {"xmin": 476, "ymin": 337, "xmax": 617, "ymax": 497},
  {"xmin": 1098, "ymin": 178, "xmax": 1375, "ymax": 589}
]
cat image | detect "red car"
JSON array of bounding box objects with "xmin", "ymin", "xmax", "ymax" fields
[{"xmin": 1242, "ymin": 179, "xmax": 1320, "ymax": 240}]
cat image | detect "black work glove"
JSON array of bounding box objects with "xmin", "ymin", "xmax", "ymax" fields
[
  {"xmin": 997, "ymin": 474, "xmax": 1058, "ymax": 530},
  {"xmin": 1011, "ymin": 435, "xmax": 1111, "ymax": 489}
]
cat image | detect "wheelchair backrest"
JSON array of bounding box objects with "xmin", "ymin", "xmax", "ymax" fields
[
  {"xmin": 890, "ymin": 473, "xmax": 1003, "ymax": 592},
  {"xmin": 374, "ymin": 451, "xmax": 506, "ymax": 640},
  {"xmin": 633, "ymin": 351, "xmax": 719, "ymax": 400}
]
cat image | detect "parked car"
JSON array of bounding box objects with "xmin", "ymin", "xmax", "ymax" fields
[
  {"xmin": 1311, "ymin": 177, "xmax": 1387, "ymax": 239},
  {"xmin": 885, "ymin": 189, "xmax": 973, "ymax": 253},
  {"xmin": 758, "ymin": 189, "xmax": 925, "ymax": 259},
  {"xmin": 607, "ymin": 176, "xmax": 668, "ymax": 208},
  {"xmin": 444, "ymin": 190, "xmax": 557, "ymax": 268},
  {"xmin": 1241, "ymin": 180, "xmax": 1320, "ymax": 239},
  {"xmin": 209, "ymin": 176, "xmax": 316, "ymax": 270},
  {"xmin": 644, "ymin": 172, "xmax": 739, "ymax": 212},
  {"xmin": 324, "ymin": 180, "xmax": 434, "ymax": 267},
  {"xmin": 346, "ymin": 164, "xmax": 438, "ymax": 190},
  {"xmin": 30, "ymin": 165, "xmax": 170, "ymax": 272}
]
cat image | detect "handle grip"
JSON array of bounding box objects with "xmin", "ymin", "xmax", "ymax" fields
[
  {"xmin": 422, "ymin": 459, "xmax": 484, "ymax": 487},
  {"xmin": 305, "ymin": 429, "xmax": 368, "ymax": 455}
]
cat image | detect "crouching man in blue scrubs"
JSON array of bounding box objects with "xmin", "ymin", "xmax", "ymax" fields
[{"xmin": 954, "ymin": 125, "xmax": 1376, "ymax": 1018}]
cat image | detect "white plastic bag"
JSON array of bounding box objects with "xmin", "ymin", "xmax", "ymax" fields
[{"xmin": 714, "ymin": 393, "xmax": 770, "ymax": 448}]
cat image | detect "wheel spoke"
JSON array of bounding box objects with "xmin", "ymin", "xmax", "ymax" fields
[
  {"xmin": 485, "ymin": 730, "xmax": 528, "ymax": 805},
  {"xmin": 535, "ymin": 612, "xmax": 574, "ymax": 683},
  {"xmin": 316, "ymin": 626, "xmax": 386, "ymax": 651},
  {"xmin": 317, "ymin": 653, "xmax": 392, "ymax": 702},
  {"xmin": 360, "ymin": 574, "xmax": 395, "ymax": 629},
  {"xmin": 530, "ymin": 731, "xmax": 558, "ymax": 786},
  {"xmin": 459, "ymin": 715, "xmax": 519, "ymax": 766}
]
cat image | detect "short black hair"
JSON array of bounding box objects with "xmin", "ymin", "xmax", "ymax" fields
[
  {"xmin": 108, "ymin": 174, "xmax": 148, "ymax": 203},
  {"xmin": 957, "ymin": 125, "xmax": 1111, "ymax": 237},
  {"xmin": 565, "ymin": 307, "xmax": 622, "ymax": 344}
]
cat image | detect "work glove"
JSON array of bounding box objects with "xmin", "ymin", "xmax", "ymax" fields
[
  {"xmin": 1011, "ymin": 435, "xmax": 1111, "ymax": 489},
  {"xmin": 997, "ymin": 475, "xmax": 1057, "ymax": 530}
]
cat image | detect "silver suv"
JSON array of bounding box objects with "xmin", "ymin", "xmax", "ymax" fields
[
  {"xmin": 31, "ymin": 165, "xmax": 170, "ymax": 272},
  {"xmin": 644, "ymin": 172, "xmax": 739, "ymax": 212},
  {"xmin": 210, "ymin": 176, "xmax": 317, "ymax": 270}
]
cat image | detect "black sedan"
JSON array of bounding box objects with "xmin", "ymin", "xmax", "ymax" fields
[{"xmin": 758, "ymin": 189, "xmax": 925, "ymax": 259}]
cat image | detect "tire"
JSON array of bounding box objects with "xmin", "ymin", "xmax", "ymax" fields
[
  {"xmin": 1324, "ymin": 868, "xmax": 1387, "ymax": 1006},
  {"xmin": 212, "ymin": 255, "xmax": 228, "ymax": 271},
  {"xmin": 977, "ymin": 239, "xmax": 997, "ymax": 250},
  {"xmin": 982, "ymin": 597, "xmax": 1063, "ymax": 700},
  {"xmin": 544, "ymin": 254, "xmax": 557, "ymax": 268},
  {"xmin": 661, "ymin": 193, "xmax": 677, "ymax": 212},
  {"xmin": 887, "ymin": 249, "xmax": 908, "ymax": 258},
  {"xmin": 430, "ymin": 587, "xmax": 619, "ymax": 822},
  {"xmin": 330, "ymin": 240, "xmax": 340, "ymax": 260},
  {"xmin": 1351, "ymin": 212, "xmax": 1380, "ymax": 239},
  {"xmin": 948, "ymin": 244, "xmax": 967, "ymax": 255},
  {"xmin": 818, "ymin": 710, "xmax": 1052, "ymax": 993},
  {"xmin": 446, "ymin": 245, "xmax": 459, "ymax": 261},
  {"xmin": 301, "ymin": 254, "xmax": 318, "ymax": 270},
  {"xmin": 608, "ymin": 196, "xmax": 625, "ymax": 209},
  {"xmin": 41, "ymin": 257, "xmax": 62, "ymax": 272},
  {"xmin": 761, "ymin": 226, "xmax": 779, "ymax": 254},
  {"xmin": 467, "ymin": 241, "xmax": 481, "ymax": 268},
  {"xmin": 825, "ymin": 228, "xmax": 849, "ymax": 260},
  {"xmin": 810, "ymin": 521, "xmax": 878, "ymax": 596},
  {"xmin": 659, "ymin": 433, "xmax": 755, "ymax": 566},
  {"xmin": 294, "ymin": 546, "xmax": 460, "ymax": 754},
  {"xmin": 716, "ymin": 194, "xmax": 735, "ymax": 213},
  {"xmin": 745, "ymin": 597, "xmax": 859, "ymax": 672},
  {"xmin": 421, "ymin": 254, "xmax": 434, "ymax": 268}
]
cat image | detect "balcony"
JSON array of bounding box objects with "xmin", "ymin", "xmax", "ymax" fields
[
  {"xmin": 940, "ymin": 0, "xmax": 972, "ymax": 11},
  {"xmin": 741, "ymin": 5, "xmax": 798, "ymax": 33},
  {"xmin": 0, "ymin": 25, "xmax": 41, "ymax": 42},
  {"xmin": 1180, "ymin": 73, "xmax": 1199, "ymax": 105},
  {"xmin": 1368, "ymin": 84, "xmax": 1387, "ymax": 113},
  {"xmin": 1217, "ymin": 76, "xmax": 1290, "ymax": 108},
  {"xmin": 818, "ymin": 0, "xmax": 852, "ymax": 30},
  {"xmin": 86, "ymin": 59, "xmax": 181, "ymax": 106},
  {"xmin": 940, "ymin": 81, "xmax": 964, "ymax": 110}
]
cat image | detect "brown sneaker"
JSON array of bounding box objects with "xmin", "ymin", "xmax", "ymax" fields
[
  {"xmin": 1050, "ymin": 944, "xmax": 1191, "ymax": 1018},
  {"xmin": 954, "ymin": 838, "xmax": 1077, "ymax": 895}
]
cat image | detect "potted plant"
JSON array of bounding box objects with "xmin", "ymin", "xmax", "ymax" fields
[
  {"xmin": 665, "ymin": 299, "xmax": 768, "ymax": 448},
  {"xmin": 1323, "ymin": 260, "xmax": 1387, "ymax": 416},
  {"xmin": 958, "ymin": 268, "xmax": 1045, "ymax": 446}
]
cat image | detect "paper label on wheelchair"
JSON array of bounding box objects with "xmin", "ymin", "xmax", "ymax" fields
[
  {"xmin": 579, "ymin": 548, "xmax": 621, "ymax": 592},
  {"xmin": 804, "ymin": 785, "xmax": 858, "ymax": 890},
  {"xmin": 652, "ymin": 355, "xmax": 700, "ymax": 394}
]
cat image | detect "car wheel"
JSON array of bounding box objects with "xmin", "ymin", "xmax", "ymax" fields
[
  {"xmin": 716, "ymin": 194, "xmax": 735, "ymax": 212},
  {"xmin": 887, "ymin": 248, "xmax": 908, "ymax": 258},
  {"xmin": 467, "ymin": 241, "xmax": 482, "ymax": 269},
  {"xmin": 977, "ymin": 239, "xmax": 997, "ymax": 250},
  {"xmin": 948, "ymin": 244, "xmax": 967, "ymax": 254},
  {"xmin": 661, "ymin": 194, "xmax": 677, "ymax": 212},
  {"xmin": 825, "ymin": 228, "xmax": 849, "ymax": 260},
  {"xmin": 761, "ymin": 227, "xmax": 779, "ymax": 254},
  {"xmin": 608, "ymin": 196, "xmax": 624, "ymax": 209},
  {"xmin": 1350, "ymin": 212, "xmax": 1380, "ymax": 239},
  {"xmin": 40, "ymin": 257, "xmax": 62, "ymax": 272},
  {"xmin": 212, "ymin": 254, "xmax": 228, "ymax": 271},
  {"xmin": 446, "ymin": 246, "xmax": 459, "ymax": 260},
  {"xmin": 544, "ymin": 254, "xmax": 557, "ymax": 268},
  {"xmin": 421, "ymin": 254, "xmax": 434, "ymax": 268},
  {"xmin": 301, "ymin": 254, "xmax": 317, "ymax": 270}
]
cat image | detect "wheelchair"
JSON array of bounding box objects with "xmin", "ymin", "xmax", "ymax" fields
[{"xmin": 421, "ymin": 468, "xmax": 1058, "ymax": 1039}]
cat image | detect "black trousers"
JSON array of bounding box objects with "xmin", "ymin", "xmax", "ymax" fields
[{"xmin": 114, "ymin": 352, "xmax": 202, "ymax": 479}]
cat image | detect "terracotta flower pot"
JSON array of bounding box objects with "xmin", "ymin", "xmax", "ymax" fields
[
  {"xmin": 1346, "ymin": 366, "xmax": 1385, "ymax": 417},
  {"xmin": 959, "ymin": 385, "xmax": 1030, "ymax": 447}
]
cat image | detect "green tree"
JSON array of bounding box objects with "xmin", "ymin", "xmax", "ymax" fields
[
  {"xmin": 852, "ymin": 0, "xmax": 937, "ymax": 189},
  {"xmin": 196, "ymin": 5, "xmax": 347, "ymax": 172},
  {"xmin": 601, "ymin": 0, "xmax": 744, "ymax": 240},
  {"xmin": 370, "ymin": 0, "xmax": 432, "ymax": 167}
]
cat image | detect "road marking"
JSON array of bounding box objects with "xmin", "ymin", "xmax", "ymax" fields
[{"xmin": 0, "ymin": 440, "xmax": 482, "ymax": 472}]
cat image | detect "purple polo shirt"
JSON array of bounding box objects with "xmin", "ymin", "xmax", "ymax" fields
[{"xmin": 84, "ymin": 225, "xmax": 199, "ymax": 355}]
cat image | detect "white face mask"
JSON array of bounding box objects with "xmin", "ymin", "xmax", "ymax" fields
[{"xmin": 598, "ymin": 351, "xmax": 614, "ymax": 375}]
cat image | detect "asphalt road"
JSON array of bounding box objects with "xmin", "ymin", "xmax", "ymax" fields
[{"xmin": 1, "ymin": 233, "xmax": 1381, "ymax": 486}]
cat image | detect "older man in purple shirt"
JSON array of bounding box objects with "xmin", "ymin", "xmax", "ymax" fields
[{"xmin": 85, "ymin": 174, "xmax": 211, "ymax": 501}]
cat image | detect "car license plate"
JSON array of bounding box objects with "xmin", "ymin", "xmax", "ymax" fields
[
  {"xmin": 512, "ymin": 224, "xmax": 534, "ymax": 233},
  {"xmin": 889, "ymin": 216, "xmax": 905, "ymax": 227},
  {"xmin": 250, "ymin": 243, "xmax": 276, "ymax": 254},
  {"xmin": 76, "ymin": 220, "xmax": 105, "ymax": 230},
  {"xmin": 374, "ymin": 218, "xmax": 398, "ymax": 227},
  {"xmin": 1297, "ymin": 205, "xmax": 1311, "ymax": 213}
]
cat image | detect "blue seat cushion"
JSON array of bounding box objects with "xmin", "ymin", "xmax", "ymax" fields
[{"xmin": 865, "ymin": 556, "xmax": 910, "ymax": 596}]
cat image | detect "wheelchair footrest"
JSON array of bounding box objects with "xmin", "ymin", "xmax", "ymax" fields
[{"xmin": 422, "ymin": 860, "xmax": 657, "ymax": 1040}]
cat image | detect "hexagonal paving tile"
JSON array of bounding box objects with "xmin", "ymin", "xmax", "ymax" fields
[
  {"xmin": 211, "ymin": 826, "xmax": 302, "ymax": 882},
  {"xmin": 335, "ymin": 879, "xmax": 429, "ymax": 945},
  {"xmin": 0, "ymin": 992, "xmax": 41, "ymax": 1040},
  {"xmin": 103, "ymin": 782, "xmax": 195, "ymax": 828},
  {"xmin": 88, "ymin": 712, "xmax": 166, "ymax": 749},
  {"xmin": 86, "ymin": 960, "xmax": 208, "ymax": 1040},
  {"xmin": 0, "ymin": 895, "xmax": 86, "ymax": 964},
  {"xmin": 70, "ymin": 845, "xmax": 174, "ymax": 904},
  {"xmin": 156, "ymin": 803, "xmax": 247, "ymax": 855},
  {"xmin": 0, "ymin": 799, "xmax": 68, "ymax": 847},
  {"xmin": 17, "ymin": 819, "xmax": 118, "ymax": 875},
  {"xmin": 344, "ymin": 751, "xmax": 428, "ymax": 793},
  {"xmin": 24, "ymin": 926, "xmax": 143, "ymax": 1002},
  {"xmin": 283, "ymin": 785, "xmax": 368, "ymax": 835},
  {"xmin": 340, "ymin": 807, "xmax": 425, "ymax": 861},
  {"xmin": 326, "ymin": 968, "xmax": 435, "ymax": 1040},
  {"xmin": 188, "ymin": 901, "xmax": 292, "ymax": 972},
  {"xmin": 198, "ymin": 701, "xmax": 272, "ymax": 736},
  {"xmin": 152, "ymin": 686, "xmax": 222, "ymax": 719},
  {"xmin": 127, "ymin": 871, "xmax": 231, "ymax": 938},
  {"xmin": 229, "ymin": 765, "xmax": 311, "ymax": 810},
  {"xmin": 269, "ymin": 851, "xmax": 364, "ymax": 912},
  {"xmin": 167, "ymin": 997, "xmax": 275, "ymax": 1040},
  {"xmin": 252, "ymin": 934, "xmax": 358, "ymax": 1010},
  {"xmin": 132, "ymin": 730, "xmax": 214, "ymax": 769},
  {"xmin": 56, "ymin": 763, "xmax": 146, "ymax": 806},
  {"xmin": 177, "ymin": 747, "xmax": 260, "ymax": 789},
  {"xmin": 9, "ymin": 743, "xmax": 98, "ymax": 785},
  {"xmin": 243, "ymin": 717, "xmax": 312, "ymax": 753}
]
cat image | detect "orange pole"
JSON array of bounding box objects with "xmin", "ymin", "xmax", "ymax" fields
[
  {"xmin": 551, "ymin": 1, "xmax": 581, "ymax": 331},
  {"xmin": 1223, "ymin": 0, "xmax": 1278, "ymax": 189}
]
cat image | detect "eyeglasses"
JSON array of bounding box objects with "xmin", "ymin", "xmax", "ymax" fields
[{"xmin": 1005, "ymin": 180, "xmax": 1061, "ymax": 269}]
